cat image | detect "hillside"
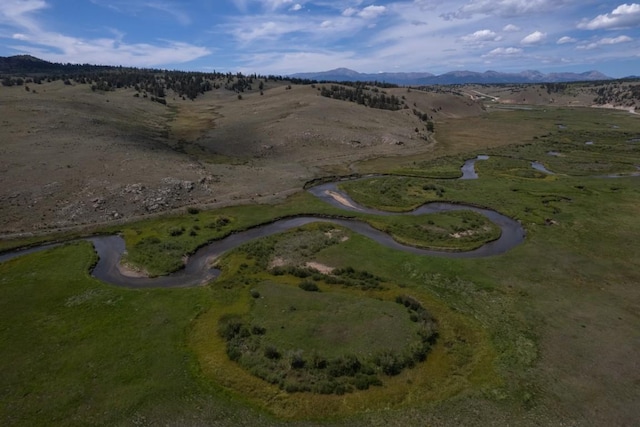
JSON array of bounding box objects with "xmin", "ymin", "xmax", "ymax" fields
[
  {"xmin": 457, "ymin": 80, "xmax": 640, "ymax": 112},
  {"xmin": 0, "ymin": 55, "xmax": 116, "ymax": 75},
  {"xmin": 0, "ymin": 77, "xmax": 484, "ymax": 235},
  {"xmin": 1, "ymin": 56, "xmax": 638, "ymax": 234}
]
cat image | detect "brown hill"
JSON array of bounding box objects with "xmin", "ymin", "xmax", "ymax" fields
[{"xmin": 0, "ymin": 79, "xmax": 485, "ymax": 234}]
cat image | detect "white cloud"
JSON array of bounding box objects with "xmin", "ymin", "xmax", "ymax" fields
[
  {"xmin": 0, "ymin": 0, "xmax": 47, "ymax": 33},
  {"xmin": 342, "ymin": 7, "xmax": 357, "ymax": 17},
  {"xmin": 221, "ymin": 10, "xmax": 370, "ymax": 47},
  {"xmin": 460, "ymin": 29, "xmax": 502, "ymax": 43},
  {"xmin": 232, "ymin": 0, "xmax": 304, "ymax": 12},
  {"xmin": 578, "ymin": 3, "xmax": 640, "ymax": 30},
  {"xmin": 483, "ymin": 46, "xmax": 523, "ymax": 57},
  {"xmin": 413, "ymin": 0, "xmax": 440, "ymax": 11},
  {"xmin": 12, "ymin": 39, "xmax": 210, "ymax": 67},
  {"xmin": 442, "ymin": 0, "xmax": 568, "ymax": 20},
  {"xmin": 578, "ymin": 35, "xmax": 633, "ymax": 49},
  {"xmin": 342, "ymin": 5, "xmax": 388, "ymax": 19},
  {"xmin": 503, "ymin": 24, "xmax": 520, "ymax": 32},
  {"xmin": 601, "ymin": 35, "xmax": 633, "ymax": 44},
  {"xmin": 290, "ymin": 3, "xmax": 302, "ymax": 11},
  {"xmin": 556, "ymin": 36, "xmax": 576, "ymax": 44},
  {"xmin": 0, "ymin": 0, "xmax": 47, "ymax": 18},
  {"xmin": 238, "ymin": 49, "xmax": 363, "ymax": 75},
  {"xmin": 358, "ymin": 5, "xmax": 387, "ymax": 19},
  {"xmin": 0, "ymin": 0, "xmax": 210, "ymax": 66},
  {"xmin": 259, "ymin": 0, "xmax": 295, "ymax": 11},
  {"xmin": 521, "ymin": 31, "xmax": 546, "ymax": 45},
  {"xmin": 233, "ymin": 20, "xmax": 303, "ymax": 43}
]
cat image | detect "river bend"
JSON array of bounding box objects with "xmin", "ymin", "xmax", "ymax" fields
[{"xmin": 1, "ymin": 178, "xmax": 526, "ymax": 288}]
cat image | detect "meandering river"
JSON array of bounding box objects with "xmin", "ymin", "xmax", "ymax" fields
[{"xmin": 1, "ymin": 162, "xmax": 527, "ymax": 288}]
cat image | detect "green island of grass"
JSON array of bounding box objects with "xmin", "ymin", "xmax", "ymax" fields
[{"xmin": 219, "ymin": 282, "xmax": 437, "ymax": 395}]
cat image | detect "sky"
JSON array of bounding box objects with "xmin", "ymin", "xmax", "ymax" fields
[{"xmin": 0, "ymin": 1, "xmax": 639, "ymax": 77}]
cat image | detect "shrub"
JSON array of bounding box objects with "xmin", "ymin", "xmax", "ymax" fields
[
  {"xmin": 298, "ymin": 280, "xmax": 319, "ymax": 292},
  {"xmin": 219, "ymin": 320, "xmax": 243, "ymax": 340},
  {"xmin": 251, "ymin": 325, "xmax": 266, "ymax": 335},
  {"xmin": 290, "ymin": 351, "xmax": 306, "ymax": 369},
  {"xmin": 375, "ymin": 350, "xmax": 403, "ymax": 376},
  {"xmin": 328, "ymin": 355, "xmax": 361, "ymax": 377},
  {"xmin": 168, "ymin": 226, "xmax": 184, "ymax": 236},
  {"xmin": 264, "ymin": 345, "xmax": 281, "ymax": 360},
  {"xmin": 227, "ymin": 346, "xmax": 241, "ymax": 361}
]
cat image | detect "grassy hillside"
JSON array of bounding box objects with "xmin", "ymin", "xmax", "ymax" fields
[{"xmin": 0, "ymin": 79, "xmax": 486, "ymax": 235}]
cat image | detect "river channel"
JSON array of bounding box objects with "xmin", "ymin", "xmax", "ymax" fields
[{"xmin": 0, "ymin": 163, "xmax": 526, "ymax": 288}]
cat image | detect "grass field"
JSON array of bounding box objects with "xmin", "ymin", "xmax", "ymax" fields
[{"xmin": 1, "ymin": 103, "xmax": 639, "ymax": 425}]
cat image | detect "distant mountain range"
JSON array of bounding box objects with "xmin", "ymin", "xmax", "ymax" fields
[
  {"xmin": 291, "ymin": 67, "xmax": 613, "ymax": 85},
  {"xmin": 0, "ymin": 55, "xmax": 614, "ymax": 85}
]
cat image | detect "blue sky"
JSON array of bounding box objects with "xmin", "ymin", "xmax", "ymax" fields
[{"xmin": 0, "ymin": 1, "xmax": 639, "ymax": 76}]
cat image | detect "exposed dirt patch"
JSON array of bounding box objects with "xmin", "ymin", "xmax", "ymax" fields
[
  {"xmin": 325, "ymin": 190, "xmax": 361, "ymax": 210},
  {"xmin": 305, "ymin": 261, "xmax": 334, "ymax": 274},
  {"xmin": 269, "ymin": 257, "xmax": 286, "ymax": 269},
  {"xmin": 117, "ymin": 262, "xmax": 150, "ymax": 278}
]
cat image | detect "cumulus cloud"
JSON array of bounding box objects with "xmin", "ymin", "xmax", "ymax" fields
[
  {"xmin": 578, "ymin": 35, "xmax": 633, "ymax": 49},
  {"xmin": 521, "ymin": 31, "xmax": 546, "ymax": 45},
  {"xmin": 290, "ymin": 4, "xmax": 302, "ymax": 11},
  {"xmin": 503, "ymin": 24, "xmax": 520, "ymax": 32},
  {"xmin": 483, "ymin": 46, "xmax": 523, "ymax": 57},
  {"xmin": 578, "ymin": 3, "xmax": 640, "ymax": 30},
  {"xmin": 358, "ymin": 5, "xmax": 387, "ymax": 19},
  {"xmin": 340, "ymin": 5, "xmax": 386, "ymax": 19},
  {"xmin": 460, "ymin": 29, "xmax": 502, "ymax": 43}
]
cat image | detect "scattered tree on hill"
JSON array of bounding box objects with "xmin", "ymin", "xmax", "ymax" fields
[{"xmin": 319, "ymin": 83, "xmax": 404, "ymax": 111}]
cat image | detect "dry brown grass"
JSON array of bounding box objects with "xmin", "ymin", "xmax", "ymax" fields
[{"xmin": 0, "ymin": 81, "xmax": 484, "ymax": 235}]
